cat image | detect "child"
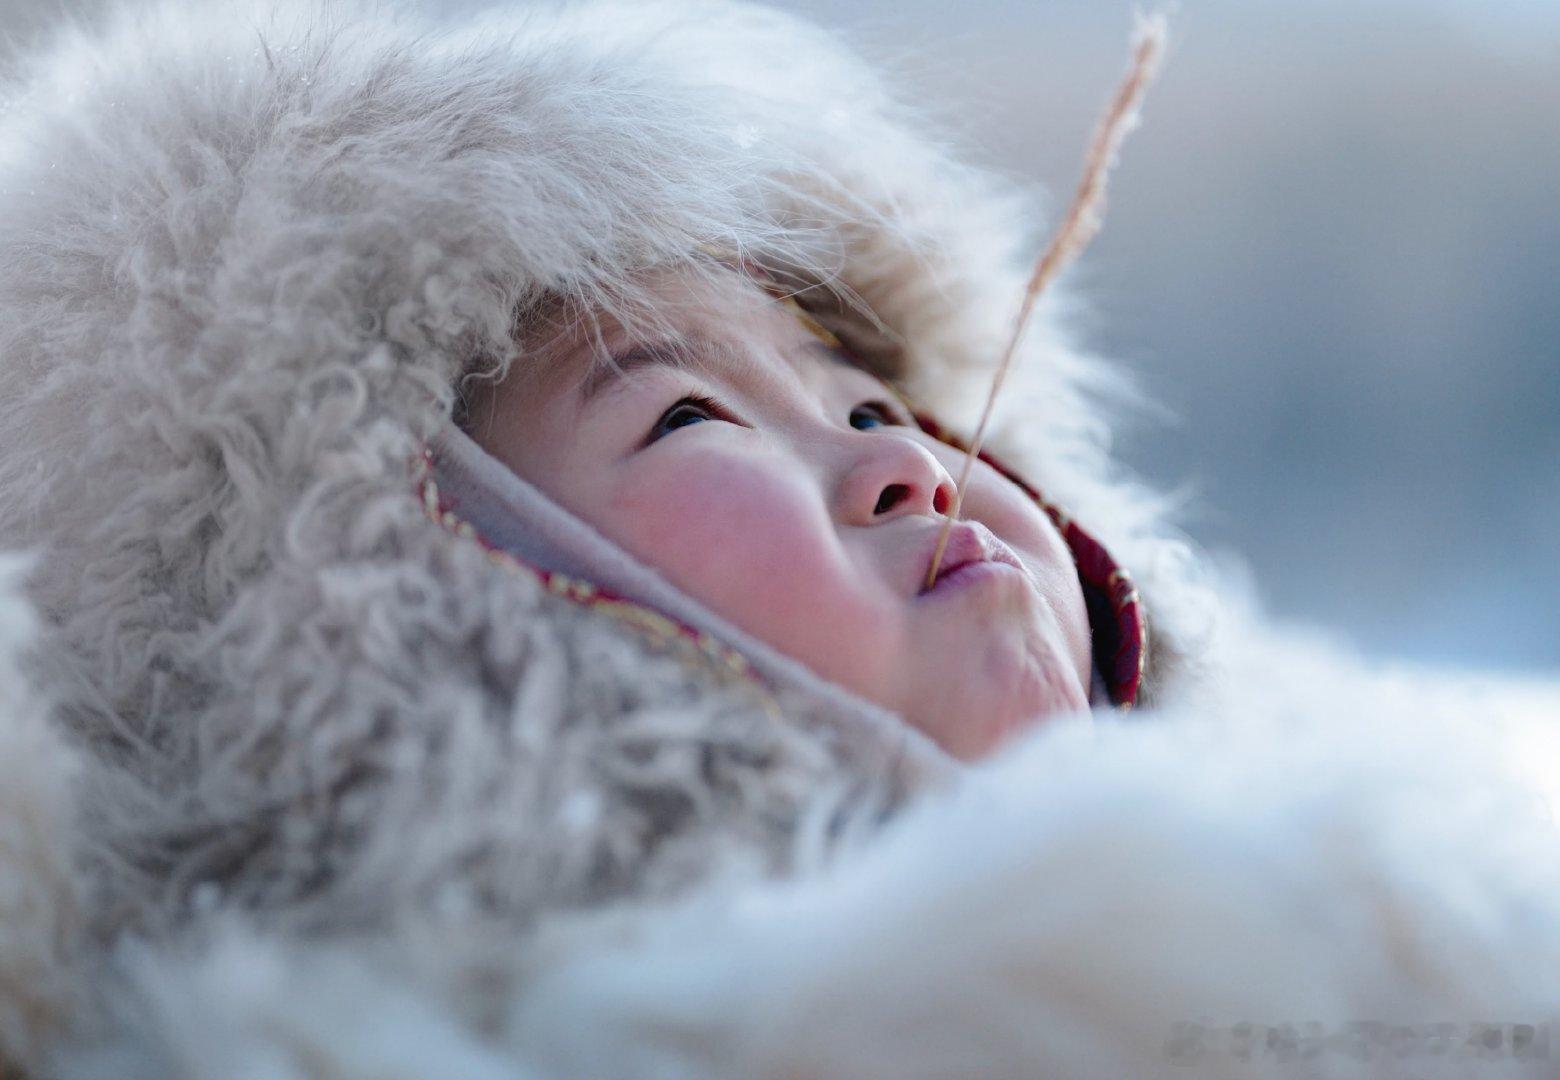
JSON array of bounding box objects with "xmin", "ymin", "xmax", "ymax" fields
[
  {"xmin": 8, "ymin": 0, "xmax": 1560, "ymax": 1075},
  {"xmin": 0, "ymin": 0, "xmax": 1412, "ymax": 1074},
  {"xmin": 453, "ymin": 255, "xmax": 1106, "ymax": 762}
]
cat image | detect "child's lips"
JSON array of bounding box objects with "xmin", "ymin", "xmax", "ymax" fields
[
  {"xmin": 922, "ymin": 558, "xmax": 1027, "ymax": 599},
  {"xmin": 917, "ymin": 522, "xmax": 1026, "ymax": 597}
]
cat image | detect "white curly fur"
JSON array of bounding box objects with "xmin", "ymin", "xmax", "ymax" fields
[
  {"xmin": 0, "ymin": 0, "xmax": 1555, "ymax": 1075},
  {"xmin": 0, "ymin": 553, "xmax": 84, "ymax": 1077}
]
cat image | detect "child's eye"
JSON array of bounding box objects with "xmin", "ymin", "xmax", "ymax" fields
[
  {"xmin": 849, "ymin": 400, "xmax": 908, "ymax": 431},
  {"xmin": 646, "ymin": 394, "xmax": 911, "ymax": 445},
  {"xmin": 648, "ymin": 394, "xmax": 728, "ymax": 442}
]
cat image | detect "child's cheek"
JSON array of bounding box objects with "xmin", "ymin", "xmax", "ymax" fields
[
  {"xmin": 965, "ymin": 467, "xmax": 1094, "ymax": 683},
  {"xmin": 921, "ymin": 437, "xmax": 1067, "ymax": 562},
  {"xmin": 603, "ymin": 447, "xmax": 847, "ymax": 614},
  {"xmin": 970, "ymin": 466, "xmax": 1071, "ymax": 566}
]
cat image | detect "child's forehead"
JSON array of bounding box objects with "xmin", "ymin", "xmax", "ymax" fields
[
  {"xmin": 517, "ymin": 268, "xmax": 888, "ymax": 404},
  {"xmin": 522, "ymin": 265, "xmax": 781, "ymax": 349}
]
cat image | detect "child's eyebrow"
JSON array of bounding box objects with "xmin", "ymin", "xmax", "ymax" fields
[{"xmin": 576, "ymin": 332, "xmax": 859, "ymax": 406}]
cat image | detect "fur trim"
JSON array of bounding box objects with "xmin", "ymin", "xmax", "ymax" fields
[
  {"xmin": 0, "ymin": 0, "xmax": 1213, "ymax": 948},
  {"xmin": 47, "ymin": 686, "xmax": 1560, "ymax": 1078},
  {"xmin": 0, "ymin": 0, "xmax": 998, "ymax": 945},
  {"xmin": 0, "ymin": 553, "xmax": 84, "ymax": 1075}
]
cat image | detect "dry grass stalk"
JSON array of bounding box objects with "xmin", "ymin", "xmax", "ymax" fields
[{"xmin": 922, "ymin": 12, "xmax": 1168, "ymax": 591}]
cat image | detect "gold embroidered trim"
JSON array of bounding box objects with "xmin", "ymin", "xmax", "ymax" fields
[{"xmin": 410, "ymin": 446, "xmax": 778, "ymax": 717}]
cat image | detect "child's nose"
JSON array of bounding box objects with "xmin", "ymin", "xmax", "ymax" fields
[{"xmin": 836, "ymin": 433, "xmax": 957, "ymax": 526}]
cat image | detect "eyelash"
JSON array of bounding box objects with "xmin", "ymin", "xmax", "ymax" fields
[{"xmin": 646, "ymin": 392, "xmax": 912, "ymax": 444}]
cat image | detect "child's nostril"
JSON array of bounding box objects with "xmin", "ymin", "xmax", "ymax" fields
[{"xmin": 874, "ymin": 484, "xmax": 909, "ymax": 515}]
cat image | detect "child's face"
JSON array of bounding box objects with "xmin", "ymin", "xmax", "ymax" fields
[{"xmin": 463, "ymin": 266, "xmax": 1093, "ymax": 761}]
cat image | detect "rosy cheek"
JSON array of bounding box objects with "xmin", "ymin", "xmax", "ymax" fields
[
  {"xmin": 602, "ymin": 448, "xmax": 841, "ymax": 615},
  {"xmin": 967, "ymin": 472, "xmax": 1084, "ymax": 609},
  {"xmin": 967, "ymin": 471, "xmax": 1057, "ymax": 557}
]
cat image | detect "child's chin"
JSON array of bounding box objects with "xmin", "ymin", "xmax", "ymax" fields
[
  {"xmin": 912, "ymin": 664, "xmax": 1089, "ymax": 764},
  {"xmin": 983, "ymin": 647, "xmax": 1090, "ymax": 742}
]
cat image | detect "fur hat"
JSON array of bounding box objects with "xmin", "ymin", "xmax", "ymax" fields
[{"xmin": 0, "ymin": 0, "xmax": 1259, "ymax": 1071}]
